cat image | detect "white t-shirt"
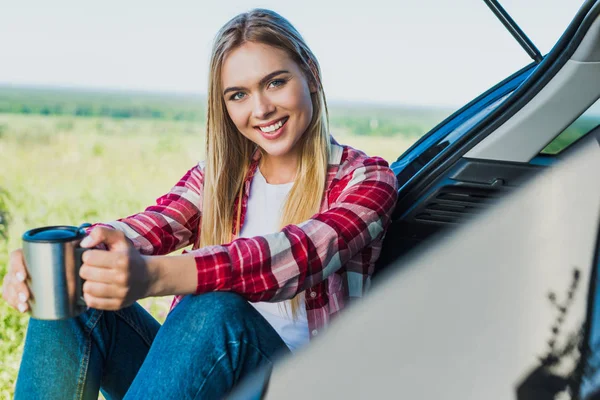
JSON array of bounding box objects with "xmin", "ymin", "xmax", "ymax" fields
[{"xmin": 238, "ymin": 168, "xmax": 310, "ymax": 353}]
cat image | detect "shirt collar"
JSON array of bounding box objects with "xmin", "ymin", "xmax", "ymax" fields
[{"xmin": 244, "ymin": 135, "xmax": 344, "ymax": 193}]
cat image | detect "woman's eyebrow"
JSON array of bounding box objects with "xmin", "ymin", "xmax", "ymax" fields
[{"xmin": 223, "ymin": 70, "xmax": 290, "ymax": 96}]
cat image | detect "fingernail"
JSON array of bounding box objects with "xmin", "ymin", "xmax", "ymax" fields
[
  {"xmin": 15, "ymin": 272, "xmax": 25, "ymax": 282},
  {"xmin": 80, "ymin": 236, "xmax": 93, "ymax": 247},
  {"xmin": 18, "ymin": 292, "xmax": 28, "ymax": 302},
  {"xmin": 18, "ymin": 303, "xmax": 27, "ymax": 313}
]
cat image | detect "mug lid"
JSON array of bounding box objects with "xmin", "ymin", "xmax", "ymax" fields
[{"xmin": 22, "ymin": 225, "xmax": 87, "ymax": 243}]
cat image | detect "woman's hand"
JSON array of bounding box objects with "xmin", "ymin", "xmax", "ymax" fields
[
  {"xmin": 2, "ymin": 249, "xmax": 31, "ymax": 314},
  {"xmin": 79, "ymin": 227, "xmax": 155, "ymax": 310}
]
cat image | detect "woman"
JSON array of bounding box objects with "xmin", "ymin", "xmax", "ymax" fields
[{"xmin": 3, "ymin": 8, "xmax": 398, "ymax": 399}]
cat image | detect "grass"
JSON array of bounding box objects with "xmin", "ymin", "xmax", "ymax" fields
[
  {"xmin": 0, "ymin": 110, "xmax": 433, "ymax": 398},
  {"xmin": 540, "ymin": 116, "xmax": 600, "ymax": 155}
]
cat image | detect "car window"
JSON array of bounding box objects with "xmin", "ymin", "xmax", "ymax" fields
[
  {"xmin": 391, "ymin": 63, "xmax": 536, "ymax": 189},
  {"xmin": 540, "ymin": 97, "xmax": 600, "ymax": 155},
  {"xmin": 393, "ymin": 91, "xmax": 514, "ymax": 188}
]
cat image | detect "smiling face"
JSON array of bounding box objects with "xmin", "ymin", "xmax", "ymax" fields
[{"xmin": 221, "ymin": 41, "xmax": 315, "ymax": 168}]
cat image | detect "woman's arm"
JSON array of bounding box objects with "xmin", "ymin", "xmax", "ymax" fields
[
  {"xmin": 144, "ymin": 252, "xmax": 198, "ymax": 296},
  {"xmin": 97, "ymin": 164, "xmax": 205, "ymax": 256}
]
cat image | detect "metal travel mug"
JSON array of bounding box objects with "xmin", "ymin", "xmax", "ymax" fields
[{"xmin": 22, "ymin": 224, "xmax": 91, "ymax": 320}]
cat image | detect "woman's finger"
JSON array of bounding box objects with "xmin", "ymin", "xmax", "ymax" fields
[
  {"xmin": 16, "ymin": 300, "xmax": 29, "ymax": 313},
  {"xmin": 80, "ymin": 265, "xmax": 120, "ymax": 284},
  {"xmin": 3, "ymin": 281, "xmax": 29, "ymax": 313},
  {"xmin": 2, "ymin": 271, "xmax": 12, "ymax": 301},
  {"xmin": 81, "ymin": 227, "xmax": 129, "ymax": 252},
  {"xmin": 13, "ymin": 280, "xmax": 30, "ymax": 304},
  {"xmin": 83, "ymin": 281, "xmax": 126, "ymax": 300},
  {"xmin": 83, "ymin": 293, "xmax": 122, "ymax": 311},
  {"xmin": 5, "ymin": 250, "xmax": 30, "ymax": 313},
  {"xmin": 9, "ymin": 250, "xmax": 28, "ymax": 281},
  {"xmin": 2, "ymin": 278, "xmax": 16, "ymax": 306},
  {"xmin": 81, "ymin": 249, "xmax": 123, "ymax": 269}
]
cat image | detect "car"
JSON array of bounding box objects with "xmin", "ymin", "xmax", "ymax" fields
[{"xmin": 228, "ymin": 0, "xmax": 600, "ymax": 398}]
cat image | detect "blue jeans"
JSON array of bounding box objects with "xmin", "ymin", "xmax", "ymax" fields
[{"xmin": 15, "ymin": 292, "xmax": 290, "ymax": 400}]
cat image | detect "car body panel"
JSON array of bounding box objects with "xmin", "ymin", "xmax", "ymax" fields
[
  {"xmin": 465, "ymin": 58, "xmax": 600, "ymax": 162},
  {"xmin": 264, "ymin": 134, "xmax": 600, "ymax": 400}
]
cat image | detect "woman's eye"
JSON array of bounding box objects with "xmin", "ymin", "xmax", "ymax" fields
[
  {"xmin": 230, "ymin": 92, "xmax": 245, "ymax": 101},
  {"xmin": 268, "ymin": 79, "xmax": 286, "ymax": 88}
]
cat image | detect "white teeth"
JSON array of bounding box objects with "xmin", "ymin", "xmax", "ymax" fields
[{"xmin": 259, "ymin": 119, "xmax": 284, "ymax": 133}]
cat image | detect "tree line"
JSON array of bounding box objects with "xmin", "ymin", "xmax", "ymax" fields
[
  {"xmin": 0, "ymin": 85, "xmax": 453, "ymax": 137},
  {"xmin": 0, "ymin": 86, "xmax": 206, "ymax": 122}
]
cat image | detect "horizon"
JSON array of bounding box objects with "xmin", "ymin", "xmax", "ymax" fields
[{"xmin": 0, "ymin": 83, "xmax": 457, "ymax": 111}]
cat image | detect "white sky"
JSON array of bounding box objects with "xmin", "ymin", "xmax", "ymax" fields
[{"xmin": 0, "ymin": 0, "xmax": 585, "ymax": 107}]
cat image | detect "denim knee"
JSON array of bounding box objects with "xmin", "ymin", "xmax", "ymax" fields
[
  {"xmin": 26, "ymin": 307, "xmax": 103, "ymax": 338},
  {"xmin": 123, "ymin": 292, "xmax": 286, "ymax": 400},
  {"xmin": 170, "ymin": 292, "xmax": 249, "ymax": 322}
]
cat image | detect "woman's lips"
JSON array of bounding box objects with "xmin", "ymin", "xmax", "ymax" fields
[{"xmin": 255, "ymin": 117, "xmax": 289, "ymax": 140}]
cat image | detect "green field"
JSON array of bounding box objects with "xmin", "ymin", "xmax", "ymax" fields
[{"xmin": 0, "ymin": 86, "xmax": 452, "ymax": 398}]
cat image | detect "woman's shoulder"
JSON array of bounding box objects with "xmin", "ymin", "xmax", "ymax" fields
[
  {"xmin": 170, "ymin": 161, "xmax": 206, "ymax": 193},
  {"xmin": 331, "ymin": 138, "xmax": 392, "ymax": 175},
  {"xmin": 327, "ymin": 138, "xmax": 398, "ymax": 201},
  {"xmin": 186, "ymin": 160, "xmax": 206, "ymax": 177}
]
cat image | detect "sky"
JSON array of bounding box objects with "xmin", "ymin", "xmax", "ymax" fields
[{"xmin": 0, "ymin": 0, "xmax": 585, "ymax": 108}]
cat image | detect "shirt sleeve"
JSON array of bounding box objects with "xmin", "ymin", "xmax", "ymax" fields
[
  {"xmin": 98, "ymin": 164, "xmax": 205, "ymax": 255},
  {"xmin": 189, "ymin": 156, "xmax": 398, "ymax": 302}
]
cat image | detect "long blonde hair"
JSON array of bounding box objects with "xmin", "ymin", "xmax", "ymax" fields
[{"xmin": 200, "ymin": 9, "xmax": 330, "ymax": 317}]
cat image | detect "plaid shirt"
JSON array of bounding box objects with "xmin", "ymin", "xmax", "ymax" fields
[{"xmin": 103, "ymin": 139, "xmax": 398, "ymax": 338}]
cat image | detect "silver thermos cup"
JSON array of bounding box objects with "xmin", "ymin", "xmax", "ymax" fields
[{"xmin": 22, "ymin": 224, "xmax": 91, "ymax": 320}]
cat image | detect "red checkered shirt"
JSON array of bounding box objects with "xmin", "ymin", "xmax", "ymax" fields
[{"xmin": 102, "ymin": 139, "xmax": 398, "ymax": 338}]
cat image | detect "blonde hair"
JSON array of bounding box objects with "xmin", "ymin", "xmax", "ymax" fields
[{"xmin": 199, "ymin": 9, "xmax": 330, "ymax": 317}]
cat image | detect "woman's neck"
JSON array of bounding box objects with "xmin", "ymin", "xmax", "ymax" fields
[{"xmin": 259, "ymin": 153, "xmax": 298, "ymax": 184}]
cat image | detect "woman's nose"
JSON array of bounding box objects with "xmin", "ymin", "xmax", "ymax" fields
[{"xmin": 252, "ymin": 93, "xmax": 276, "ymax": 120}]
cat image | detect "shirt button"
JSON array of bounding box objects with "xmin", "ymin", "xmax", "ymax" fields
[
  {"xmin": 310, "ymin": 291, "xmax": 317, "ymax": 298},
  {"xmin": 312, "ymin": 329, "xmax": 318, "ymax": 336}
]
